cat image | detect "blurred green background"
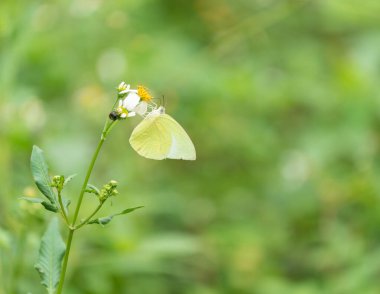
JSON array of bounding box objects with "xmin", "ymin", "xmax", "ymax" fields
[{"xmin": 1, "ymin": 0, "xmax": 380, "ymax": 293}]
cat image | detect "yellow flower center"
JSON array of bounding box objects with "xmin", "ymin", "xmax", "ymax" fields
[{"xmin": 137, "ymin": 85, "xmax": 153, "ymax": 102}]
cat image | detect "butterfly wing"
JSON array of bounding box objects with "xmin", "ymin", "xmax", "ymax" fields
[
  {"xmin": 129, "ymin": 113, "xmax": 196, "ymax": 160},
  {"xmin": 156, "ymin": 114, "xmax": 196, "ymax": 160},
  {"xmin": 129, "ymin": 114, "xmax": 172, "ymax": 160}
]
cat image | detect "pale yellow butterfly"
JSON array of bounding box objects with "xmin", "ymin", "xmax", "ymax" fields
[{"xmin": 129, "ymin": 106, "xmax": 196, "ymax": 160}]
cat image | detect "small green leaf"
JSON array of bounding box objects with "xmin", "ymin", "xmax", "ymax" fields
[
  {"xmin": 89, "ymin": 206, "xmax": 144, "ymax": 226},
  {"xmin": 19, "ymin": 197, "xmax": 44, "ymax": 203},
  {"xmin": 19, "ymin": 197, "xmax": 58, "ymax": 213},
  {"xmin": 41, "ymin": 202, "xmax": 59, "ymax": 213},
  {"xmin": 88, "ymin": 217, "xmax": 112, "ymax": 226},
  {"xmin": 118, "ymin": 206, "xmax": 144, "ymax": 215},
  {"xmin": 30, "ymin": 146, "xmax": 56, "ymax": 206},
  {"xmin": 35, "ymin": 217, "xmax": 66, "ymax": 294},
  {"xmin": 63, "ymin": 174, "xmax": 77, "ymax": 186},
  {"xmin": 85, "ymin": 183, "xmax": 100, "ymax": 196},
  {"xmin": 63, "ymin": 197, "xmax": 71, "ymax": 208}
]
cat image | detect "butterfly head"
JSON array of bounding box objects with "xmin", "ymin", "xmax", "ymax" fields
[{"xmin": 148, "ymin": 106, "xmax": 165, "ymax": 117}]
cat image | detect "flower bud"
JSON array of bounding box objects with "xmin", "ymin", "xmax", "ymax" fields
[
  {"xmin": 117, "ymin": 81, "xmax": 128, "ymax": 92},
  {"xmin": 109, "ymin": 180, "xmax": 118, "ymax": 187},
  {"xmin": 52, "ymin": 175, "xmax": 65, "ymax": 192},
  {"xmin": 99, "ymin": 180, "xmax": 119, "ymax": 202}
]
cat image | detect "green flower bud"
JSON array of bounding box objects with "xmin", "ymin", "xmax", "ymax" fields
[
  {"xmin": 109, "ymin": 180, "xmax": 118, "ymax": 187},
  {"xmin": 52, "ymin": 175, "xmax": 65, "ymax": 192},
  {"xmin": 99, "ymin": 180, "xmax": 119, "ymax": 202}
]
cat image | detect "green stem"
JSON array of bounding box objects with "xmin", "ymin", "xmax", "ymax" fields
[
  {"xmin": 74, "ymin": 202, "xmax": 104, "ymax": 230},
  {"xmin": 56, "ymin": 229, "xmax": 73, "ymax": 294},
  {"xmin": 56, "ymin": 120, "xmax": 116, "ymax": 294},
  {"xmin": 58, "ymin": 190, "xmax": 70, "ymax": 226},
  {"xmin": 72, "ymin": 138, "xmax": 105, "ymax": 225}
]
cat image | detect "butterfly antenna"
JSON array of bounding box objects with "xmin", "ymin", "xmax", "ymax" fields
[{"xmin": 150, "ymin": 101, "xmax": 158, "ymax": 109}]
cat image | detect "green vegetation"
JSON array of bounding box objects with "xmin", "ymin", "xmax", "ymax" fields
[{"xmin": 1, "ymin": 0, "xmax": 380, "ymax": 293}]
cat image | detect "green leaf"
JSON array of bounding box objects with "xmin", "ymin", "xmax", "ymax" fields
[
  {"xmin": 89, "ymin": 206, "xmax": 144, "ymax": 226},
  {"xmin": 41, "ymin": 202, "xmax": 59, "ymax": 213},
  {"xmin": 85, "ymin": 183, "xmax": 100, "ymax": 196},
  {"xmin": 30, "ymin": 146, "xmax": 56, "ymax": 206},
  {"xmin": 19, "ymin": 197, "xmax": 44, "ymax": 203},
  {"xmin": 19, "ymin": 197, "xmax": 58, "ymax": 213},
  {"xmin": 63, "ymin": 174, "xmax": 77, "ymax": 186},
  {"xmin": 35, "ymin": 217, "xmax": 66, "ymax": 294}
]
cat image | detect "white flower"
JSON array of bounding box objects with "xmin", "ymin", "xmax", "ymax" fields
[
  {"xmin": 115, "ymin": 84, "xmax": 154, "ymax": 118},
  {"xmin": 122, "ymin": 92, "xmax": 141, "ymax": 111},
  {"xmin": 121, "ymin": 95, "xmax": 149, "ymax": 116},
  {"xmin": 117, "ymin": 99, "xmax": 137, "ymax": 118}
]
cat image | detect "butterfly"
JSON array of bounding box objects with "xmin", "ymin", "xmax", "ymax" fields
[{"xmin": 129, "ymin": 106, "xmax": 196, "ymax": 160}]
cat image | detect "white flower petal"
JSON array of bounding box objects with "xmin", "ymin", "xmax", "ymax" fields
[
  {"xmin": 120, "ymin": 113, "xmax": 127, "ymax": 118},
  {"xmin": 118, "ymin": 82, "xmax": 130, "ymax": 93},
  {"xmin": 123, "ymin": 92, "xmax": 141, "ymax": 111},
  {"xmin": 118, "ymin": 100, "xmax": 123, "ymax": 107},
  {"xmin": 127, "ymin": 112, "xmax": 136, "ymax": 117},
  {"xmin": 119, "ymin": 87, "xmax": 137, "ymax": 95},
  {"xmin": 118, "ymin": 81, "xmax": 126, "ymax": 88},
  {"xmin": 133, "ymin": 101, "xmax": 148, "ymax": 116}
]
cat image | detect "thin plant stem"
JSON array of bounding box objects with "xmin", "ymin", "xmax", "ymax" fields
[
  {"xmin": 58, "ymin": 190, "xmax": 70, "ymax": 226},
  {"xmin": 56, "ymin": 119, "xmax": 116, "ymax": 294},
  {"xmin": 74, "ymin": 202, "xmax": 104, "ymax": 230},
  {"xmin": 56, "ymin": 229, "xmax": 73, "ymax": 294},
  {"xmin": 72, "ymin": 139, "xmax": 104, "ymax": 224}
]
